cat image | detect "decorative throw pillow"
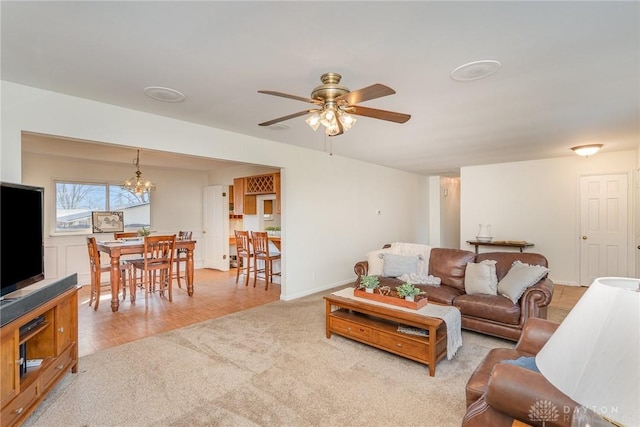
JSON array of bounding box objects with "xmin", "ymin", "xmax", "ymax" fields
[
  {"xmin": 366, "ymin": 249, "xmax": 388, "ymax": 276},
  {"xmin": 497, "ymin": 260, "xmax": 550, "ymax": 304},
  {"xmin": 382, "ymin": 253, "xmax": 420, "ymax": 278},
  {"xmin": 502, "ymin": 356, "xmax": 540, "ymax": 373},
  {"xmin": 464, "ymin": 260, "xmax": 498, "ymax": 295}
]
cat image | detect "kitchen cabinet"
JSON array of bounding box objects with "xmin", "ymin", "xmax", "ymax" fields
[
  {"xmin": 232, "ymin": 172, "xmax": 280, "ymax": 215},
  {"xmin": 232, "ymin": 178, "xmax": 244, "ymax": 215},
  {"xmin": 274, "ymin": 172, "xmax": 281, "ymax": 214}
]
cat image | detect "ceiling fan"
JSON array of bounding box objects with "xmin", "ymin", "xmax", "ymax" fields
[{"xmin": 258, "ymin": 72, "xmax": 411, "ymax": 137}]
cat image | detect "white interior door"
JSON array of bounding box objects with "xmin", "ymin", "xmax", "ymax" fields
[
  {"xmin": 203, "ymin": 185, "xmax": 229, "ymax": 271},
  {"xmin": 579, "ymin": 173, "xmax": 629, "ymax": 285}
]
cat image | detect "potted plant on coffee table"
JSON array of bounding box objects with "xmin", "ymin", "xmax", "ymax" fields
[
  {"xmin": 358, "ymin": 275, "xmax": 380, "ymax": 293},
  {"xmin": 395, "ymin": 282, "xmax": 425, "ymax": 302}
]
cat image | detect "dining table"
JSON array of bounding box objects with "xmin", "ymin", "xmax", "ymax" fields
[{"xmin": 96, "ymin": 238, "xmax": 197, "ymax": 312}]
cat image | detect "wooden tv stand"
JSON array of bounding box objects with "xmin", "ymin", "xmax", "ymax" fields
[
  {"xmin": 0, "ymin": 276, "xmax": 78, "ymax": 427},
  {"xmin": 324, "ymin": 293, "xmax": 447, "ymax": 376}
]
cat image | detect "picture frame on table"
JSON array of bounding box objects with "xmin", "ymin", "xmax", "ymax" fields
[{"xmin": 92, "ymin": 211, "xmax": 124, "ymax": 233}]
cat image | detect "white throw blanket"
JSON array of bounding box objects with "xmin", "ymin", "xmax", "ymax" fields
[
  {"xmin": 332, "ymin": 287, "xmax": 462, "ymax": 360},
  {"xmin": 389, "ymin": 242, "xmax": 432, "ymax": 275},
  {"xmin": 397, "ymin": 273, "xmax": 441, "ymax": 286}
]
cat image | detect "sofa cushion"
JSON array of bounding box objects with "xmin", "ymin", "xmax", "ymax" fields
[
  {"xmin": 464, "ymin": 260, "xmax": 498, "ymax": 295},
  {"xmin": 366, "ymin": 248, "xmax": 389, "ymax": 276},
  {"xmin": 418, "ymin": 283, "xmax": 464, "ymax": 305},
  {"xmin": 454, "ymin": 293, "xmax": 521, "ymax": 325},
  {"xmin": 497, "ymin": 260, "xmax": 549, "ymax": 304},
  {"xmin": 382, "ymin": 253, "xmax": 420, "ymax": 277},
  {"xmin": 476, "ymin": 252, "xmax": 548, "ymax": 281},
  {"xmin": 389, "ymin": 242, "xmax": 431, "ymax": 275},
  {"xmin": 429, "ymin": 248, "xmax": 476, "ymax": 291}
]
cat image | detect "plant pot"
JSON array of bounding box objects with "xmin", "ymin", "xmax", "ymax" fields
[
  {"xmin": 365, "ymin": 288, "xmax": 374, "ymax": 294},
  {"xmin": 404, "ymin": 295, "xmax": 415, "ymax": 302}
]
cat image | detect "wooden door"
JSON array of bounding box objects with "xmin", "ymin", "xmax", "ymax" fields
[
  {"xmin": 203, "ymin": 186, "xmax": 230, "ymax": 271},
  {"xmin": 579, "ymin": 173, "xmax": 629, "ymax": 285}
]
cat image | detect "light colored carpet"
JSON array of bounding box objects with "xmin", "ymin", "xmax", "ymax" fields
[{"xmin": 24, "ymin": 290, "xmax": 513, "ymax": 427}]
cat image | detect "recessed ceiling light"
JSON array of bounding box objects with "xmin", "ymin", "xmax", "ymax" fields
[
  {"xmin": 143, "ymin": 86, "xmax": 186, "ymax": 102},
  {"xmin": 450, "ymin": 60, "xmax": 502, "ymax": 82}
]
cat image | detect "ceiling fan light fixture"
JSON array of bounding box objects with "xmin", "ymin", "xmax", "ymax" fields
[
  {"xmin": 571, "ymin": 144, "xmax": 603, "ymax": 157},
  {"xmin": 305, "ymin": 113, "xmax": 321, "ymax": 131},
  {"xmin": 338, "ymin": 110, "xmax": 356, "ymax": 131}
]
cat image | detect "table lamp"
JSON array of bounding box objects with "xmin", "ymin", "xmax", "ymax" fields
[{"xmin": 536, "ymin": 277, "xmax": 640, "ymax": 426}]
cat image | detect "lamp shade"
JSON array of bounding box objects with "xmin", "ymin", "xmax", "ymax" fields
[{"xmin": 536, "ymin": 277, "xmax": 640, "ymax": 426}]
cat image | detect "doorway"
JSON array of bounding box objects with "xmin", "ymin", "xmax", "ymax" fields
[{"xmin": 579, "ymin": 173, "xmax": 630, "ymax": 285}]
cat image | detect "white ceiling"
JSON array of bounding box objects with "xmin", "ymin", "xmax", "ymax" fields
[{"xmin": 3, "ymin": 1, "xmax": 639, "ymax": 175}]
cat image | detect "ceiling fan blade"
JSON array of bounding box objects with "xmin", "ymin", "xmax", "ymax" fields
[
  {"xmin": 348, "ymin": 105, "xmax": 411, "ymax": 123},
  {"xmin": 258, "ymin": 90, "xmax": 323, "ymax": 105},
  {"xmin": 336, "ymin": 84, "xmax": 396, "ymax": 105},
  {"xmin": 258, "ymin": 109, "xmax": 319, "ymax": 127}
]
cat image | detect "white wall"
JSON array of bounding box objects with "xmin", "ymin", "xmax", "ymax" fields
[
  {"xmin": 2, "ymin": 81, "xmax": 429, "ymax": 300},
  {"xmin": 460, "ymin": 151, "xmax": 638, "ymax": 285},
  {"xmin": 428, "ymin": 176, "xmax": 460, "ymax": 249}
]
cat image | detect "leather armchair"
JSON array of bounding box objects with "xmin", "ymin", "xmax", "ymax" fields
[{"xmin": 463, "ymin": 318, "xmax": 579, "ymax": 427}]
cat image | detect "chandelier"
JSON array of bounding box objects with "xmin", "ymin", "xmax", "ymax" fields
[
  {"xmin": 305, "ymin": 101, "xmax": 357, "ymax": 136},
  {"xmin": 122, "ymin": 150, "xmax": 155, "ymax": 195}
]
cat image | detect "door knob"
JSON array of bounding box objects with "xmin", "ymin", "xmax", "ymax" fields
[{"xmin": 582, "ymin": 236, "xmax": 588, "ymax": 240}]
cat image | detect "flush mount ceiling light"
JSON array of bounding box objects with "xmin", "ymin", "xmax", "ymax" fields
[
  {"xmin": 122, "ymin": 150, "xmax": 155, "ymax": 196},
  {"xmin": 450, "ymin": 60, "xmax": 502, "ymax": 82},
  {"xmin": 143, "ymin": 86, "xmax": 186, "ymax": 102},
  {"xmin": 571, "ymin": 144, "xmax": 603, "ymax": 157}
]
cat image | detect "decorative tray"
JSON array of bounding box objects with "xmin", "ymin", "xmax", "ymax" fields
[{"xmin": 353, "ymin": 288, "xmax": 428, "ymax": 310}]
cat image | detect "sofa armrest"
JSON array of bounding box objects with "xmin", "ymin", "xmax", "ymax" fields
[
  {"xmin": 354, "ymin": 260, "xmax": 368, "ymax": 278},
  {"xmin": 485, "ymin": 363, "xmax": 578, "ymax": 427},
  {"xmin": 519, "ymin": 277, "xmax": 554, "ymax": 323},
  {"xmin": 514, "ymin": 318, "xmax": 560, "ymax": 355}
]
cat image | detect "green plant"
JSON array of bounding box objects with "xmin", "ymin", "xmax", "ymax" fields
[
  {"xmin": 137, "ymin": 227, "xmax": 150, "ymax": 237},
  {"xmin": 395, "ymin": 282, "xmax": 425, "ymax": 298},
  {"xmin": 358, "ymin": 275, "xmax": 380, "ymax": 290}
]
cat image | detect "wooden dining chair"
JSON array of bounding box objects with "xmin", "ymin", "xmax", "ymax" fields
[
  {"xmin": 251, "ymin": 231, "xmax": 281, "ymax": 290},
  {"xmin": 173, "ymin": 231, "xmax": 192, "ymax": 288},
  {"xmin": 234, "ymin": 230, "xmax": 253, "ymax": 287},
  {"xmin": 128, "ymin": 234, "xmax": 176, "ymax": 304},
  {"xmin": 86, "ymin": 236, "xmax": 129, "ymax": 310}
]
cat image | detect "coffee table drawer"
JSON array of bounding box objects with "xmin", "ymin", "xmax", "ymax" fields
[
  {"xmin": 377, "ymin": 331, "xmax": 427, "ymax": 361},
  {"xmin": 330, "ymin": 317, "xmax": 372, "ymax": 341}
]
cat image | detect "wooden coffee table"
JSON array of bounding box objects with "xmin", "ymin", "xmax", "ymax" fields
[{"xmin": 324, "ymin": 292, "xmax": 448, "ymax": 376}]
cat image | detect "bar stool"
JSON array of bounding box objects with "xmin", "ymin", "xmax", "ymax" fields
[
  {"xmin": 251, "ymin": 231, "xmax": 281, "ymax": 290},
  {"xmin": 234, "ymin": 230, "xmax": 253, "ymax": 287}
]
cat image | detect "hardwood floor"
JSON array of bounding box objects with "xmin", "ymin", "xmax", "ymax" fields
[
  {"xmin": 78, "ymin": 268, "xmax": 280, "ymax": 357},
  {"xmin": 78, "ymin": 269, "xmax": 586, "ymax": 358}
]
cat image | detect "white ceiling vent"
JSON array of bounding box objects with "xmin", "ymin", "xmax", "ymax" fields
[{"xmin": 450, "ymin": 60, "xmax": 502, "ymax": 82}]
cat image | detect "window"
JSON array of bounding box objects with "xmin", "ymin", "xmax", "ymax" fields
[{"xmin": 54, "ymin": 181, "xmax": 151, "ymax": 233}]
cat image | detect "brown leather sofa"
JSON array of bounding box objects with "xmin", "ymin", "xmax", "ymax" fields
[
  {"xmin": 354, "ymin": 248, "xmax": 554, "ymax": 341},
  {"xmin": 463, "ymin": 318, "xmax": 579, "ymax": 427}
]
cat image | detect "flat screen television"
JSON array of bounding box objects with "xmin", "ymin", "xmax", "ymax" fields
[{"xmin": 1, "ymin": 182, "xmax": 45, "ymax": 298}]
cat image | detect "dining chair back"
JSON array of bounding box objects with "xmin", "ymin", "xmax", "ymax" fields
[
  {"xmin": 251, "ymin": 231, "xmax": 281, "ymax": 290},
  {"xmin": 114, "ymin": 232, "xmax": 138, "ymax": 239},
  {"xmin": 129, "ymin": 234, "xmax": 176, "ymax": 304},
  {"xmin": 173, "ymin": 230, "xmax": 193, "ymax": 288},
  {"xmin": 234, "ymin": 230, "xmax": 253, "ymax": 287},
  {"xmin": 86, "ymin": 236, "xmax": 129, "ymax": 310}
]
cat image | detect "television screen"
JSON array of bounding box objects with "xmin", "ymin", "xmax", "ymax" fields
[{"xmin": 1, "ymin": 182, "xmax": 45, "ymax": 297}]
